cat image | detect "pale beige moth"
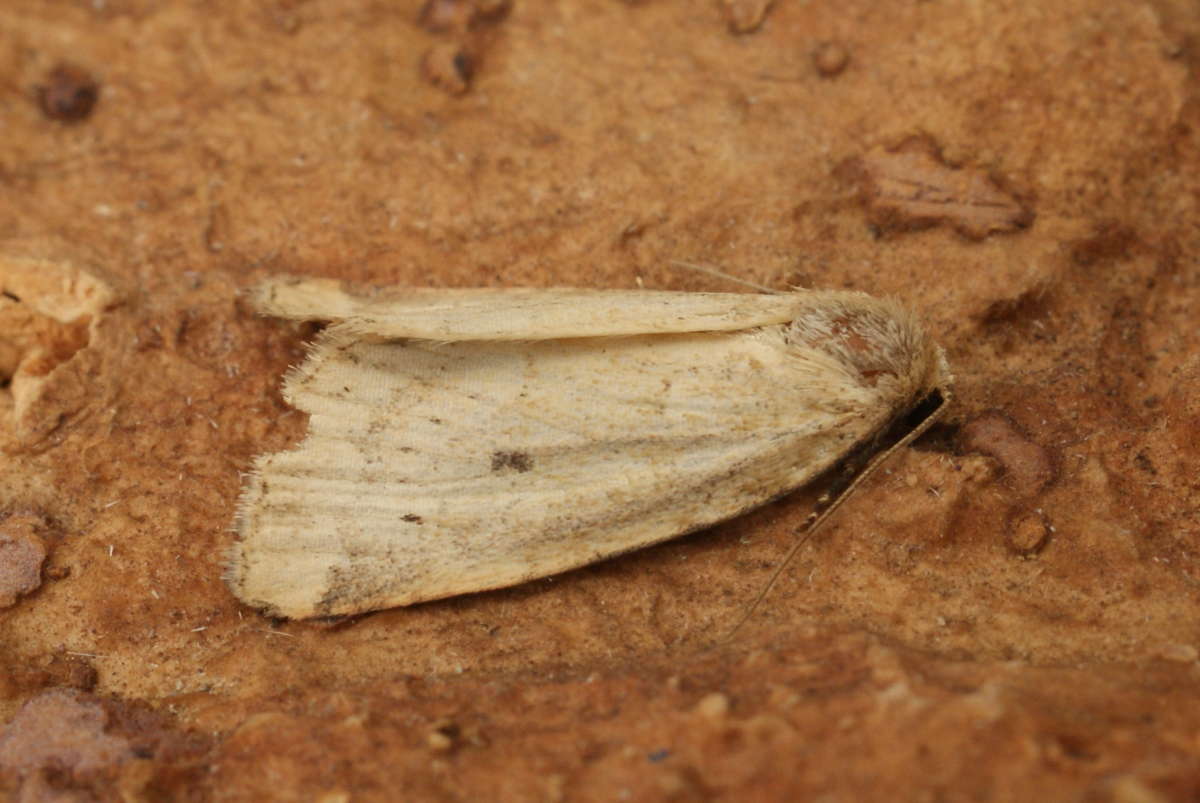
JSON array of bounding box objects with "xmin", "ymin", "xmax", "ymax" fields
[{"xmin": 227, "ymin": 277, "xmax": 952, "ymax": 619}]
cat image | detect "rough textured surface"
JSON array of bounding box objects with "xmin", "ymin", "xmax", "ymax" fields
[
  {"xmin": 0, "ymin": 690, "xmax": 134, "ymax": 778},
  {"xmin": 0, "ymin": 514, "xmax": 48, "ymax": 608},
  {"xmin": 1, "ymin": 0, "xmax": 1199, "ymax": 800},
  {"xmin": 0, "ymin": 689, "xmax": 210, "ymax": 801}
]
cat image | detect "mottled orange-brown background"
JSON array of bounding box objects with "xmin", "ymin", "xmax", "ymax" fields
[{"xmin": 1, "ymin": 1, "xmax": 1199, "ymax": 800}]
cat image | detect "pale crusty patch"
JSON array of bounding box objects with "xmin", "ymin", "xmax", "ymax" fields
[
  {"xmin": 0, "ymin": 690, "xmax": 131, "ymax": 776},
  {"xmin": 228, "ymin": 280, "xmax": 951, "ymax": 619},
  {"xmin": 0, "ymin": 513, "xmax": 47, "ymax": 608},
  {"xmin": 0, "ymin": 251, "xmax": 118, "ymax": 444}
]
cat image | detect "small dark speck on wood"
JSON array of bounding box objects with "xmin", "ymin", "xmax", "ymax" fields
[{"xmin": 36, "ymin": 64, "xmax": 99, "ymax": 122}]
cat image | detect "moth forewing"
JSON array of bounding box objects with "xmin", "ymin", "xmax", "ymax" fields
[
  {"xmin": 254, "ymin": 275, "xmax": 820, "ymax": 341},
  {"xmin": 227, "ymin": 280, "xmax": 951, "ymax": 619}
]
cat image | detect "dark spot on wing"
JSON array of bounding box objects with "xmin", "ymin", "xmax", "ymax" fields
[
  {"xmin": 491, "ymin": 450, "xmax": 533, "ymax": 473},
  {"xmin": 402, "ymin": 513, "xmax": 424, "ymax": 524}
]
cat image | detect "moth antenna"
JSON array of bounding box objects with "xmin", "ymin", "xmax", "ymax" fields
[
  {"xmin": 668, "ymin": 260, "xmax": 777, "ymax": 294},
  {"xmin": 723, "ymin": 387, "xmax": 952, "ymax": 642}
]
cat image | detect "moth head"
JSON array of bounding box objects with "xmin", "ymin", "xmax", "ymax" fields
[{"xmin": 786, "ymin": 292, "xmax": 948, "ymax": 404}]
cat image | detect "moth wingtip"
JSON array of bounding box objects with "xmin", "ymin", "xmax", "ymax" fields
[
  {"xmin": 224, "ymin": 465, "xmax": 316, "ymax": 621},
  {"xmin": 246, "ymin": 274, "xmax": 351, "ymax": 322},
  {"xmin": 243, "ymin": 275, "xmax": 292, "ymax": 315},
  {"xmin": 223, "ymin": 464, "xmax": 263, "ymax": 588},
  {"xmin": 220, "ymin": 540, "xmax": 293, "ymax": 621}
]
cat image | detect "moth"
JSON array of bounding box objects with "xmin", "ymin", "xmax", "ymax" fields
[{"xmin": 227, "ymin": 277, "xmax": 952, "ymax": 619}]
